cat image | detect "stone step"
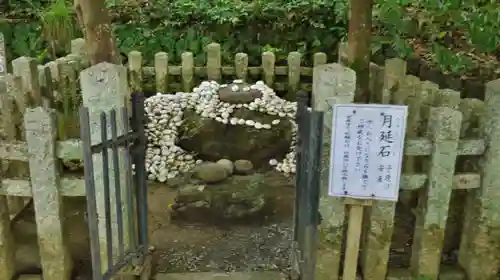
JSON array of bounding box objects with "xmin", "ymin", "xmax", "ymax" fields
[{"xmin": 155, "ymin": 271, "xmax": 284, "ymax": 280}]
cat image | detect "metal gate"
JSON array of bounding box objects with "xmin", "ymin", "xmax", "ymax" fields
[
  {"xmin": 291, "ymin": 91, "xmax": 324, "ymax": 280},
  {"xmin": 79, "ymin": 93, "xmax": 151, "ymax": 280}
]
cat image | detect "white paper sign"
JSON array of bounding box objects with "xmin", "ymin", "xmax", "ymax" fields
[{"xmin": 328, "ymin": 104, "xmax": 408, "ymax": 201}]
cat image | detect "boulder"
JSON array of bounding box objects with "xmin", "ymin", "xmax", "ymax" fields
[
  {"xmin": 171, "ymin": 174, "xmax": 268, "ymax": 222},
  {"xmin": 177, "ymin": 109, "xmax": 293, "ymax": 167},
  {"xmin": 193, "ymin": 162, "xmax": 230, "ymax": 183},
  {"xmin": 234, "ymin": 159, "xmax": 254, "ymax": 174},
  {"xmin": 216, "ymin": 159, "xmax": 234, "ymax": 174},
  {"xmin": 169, "ymin": 171, "xmax": 296, "ymax": 224}
]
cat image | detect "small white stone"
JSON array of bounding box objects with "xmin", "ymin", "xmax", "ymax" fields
[
  {"xmin": 237, "ymin": 119, "xmax": 245, "ymax": 125},
  {"xmin": 231, "ymin": 85, "xmax": 239, "ymax": 92},
  {"xmin": 254, "ymin": 122, "xmax": 263, "ymax": 129},
  {"xmin": 230, "ymin": 118, "xmax": 238, "ymax": 125},
  {"xmin": 233, "ymin": 79, "xmax": 244, "ymax": 84},
  {"xmin": 269, "ymin": 159, "xmax": 278, "ymax": 166},
  {"xmin": 262, "ymin": 124, "xmax": 271, "ymax": 129},
  {"xmin": 245, "ymin": 120, "xmax": 255, "ymax": 126},
  {"xmin": 242, "ymin": 86, "xmax": 250, "ymax": 91},
  {"xmin": 271, "ymin": 119, "xmax": 280, "ymax": 125}
]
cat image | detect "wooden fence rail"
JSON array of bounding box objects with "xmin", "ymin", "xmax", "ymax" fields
[{"xmin": 0, "ymin": 38, "xmax": 498, "ymax": 280}]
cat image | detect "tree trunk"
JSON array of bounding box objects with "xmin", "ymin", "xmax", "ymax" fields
[
  {"xmin": 74, "ymin": 0, "xmax": 121, "ymax": 65},
  {"xmin": 347, "ymin": 0, "xmax": 373, "ymax": 103}
]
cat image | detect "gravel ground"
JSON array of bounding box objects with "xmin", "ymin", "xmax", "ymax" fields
[{"xmin": 154, "ymin": 221, "xmax": 294, "ymax": 274}]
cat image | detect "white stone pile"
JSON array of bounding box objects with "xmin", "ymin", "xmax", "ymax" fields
[{"xmin": 144, "ymin": 80, "xmax": 299, "ymax": 182}]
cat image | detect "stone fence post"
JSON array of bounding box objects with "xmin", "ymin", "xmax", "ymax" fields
[
  {"xmin": 79, "ymin": 62, "xmax": 131, "ymax": 272},
  {"xmin": 312, "ymin": 63, "xmax": 356, "ymax": 280},
  {"xmin": 459, "ymin": 78, "xmax": 500, "ymax": 279},
  {"xmin": 25, "ymin": 107, "xmax": 72, "ymax": 280}
]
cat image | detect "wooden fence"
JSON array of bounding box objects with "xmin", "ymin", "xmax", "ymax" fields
[
  {"xmin": 315, "ymin": 45, "xmax": 500, "ymax": 280},
  {"xmin": 0, "ymin": 38, "xmax": 498, "ymax": 280}
]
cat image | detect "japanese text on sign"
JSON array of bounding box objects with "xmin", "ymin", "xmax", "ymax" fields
[{"xmin": 328, "ymin": 104, "xmax": 408, "ymax": 201}]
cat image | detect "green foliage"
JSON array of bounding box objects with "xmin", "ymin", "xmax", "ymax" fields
[
  {"xmin": 0, "ymin": 0, "xmax": 77, "ymax": 65},
  {"xmin": 3, "ymin": 0, "xmax": 349, "ymax": 65},
  {"xmin": 108, "ymin": 0, "xmax": 349, "ymax": 65},
  {"xmin": 2, "ymin": 0, "xmax": 500, "ymax": 79},
  {"xmin": 373, "ymin": 0, "xmax": 500, "ymax": 76},
  {"xmin": 37, "ymin": 0, "xmax": 76, "ymax": 55}
]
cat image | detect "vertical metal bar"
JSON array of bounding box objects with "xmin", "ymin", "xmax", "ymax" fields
[
  {"xmin": 132, "ymin": 93, "xmax": 148, "ymax": 251},
  {"xmin": 298, "ymin": 94, "xmax": 311, "ymax": 241},
  {"xmin": 301, "ymin": 110, "xmax": 324, "ymax": 280},
  {"xmin": 298, "ymin": 111, "xmax": 311, "ymax": 276},
  {"xmin": 110, "ymin": 109, "xmax": 125, "ymax": 257},
  {"xmin": 120, "ymin": 107, "xmax": 137, "ymax": 249},
  {"xmin": 79, "ymin": 106, "xmax": 103, "ymax": 280},
  {"xmin": 294, "ymin": 91, "xmax": 309, "ymax": 241},
  {"xmin": 292, "ymin": 91, "xmax": 310, "ymax": 279},
  {"xmin": 100, "ymin": 112, "xmax": 114, "ymax": 269}
]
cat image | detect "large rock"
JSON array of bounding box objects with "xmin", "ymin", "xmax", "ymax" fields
[
  {"xmin": 177, "ymin": 109, "xmax": 293, "ymax": 167},
  {"xmin": 171, "ymin": 174, "xmax": 268, "ymax": 222},
  {"xmin": 170, "ymin": 172, "xmax": 295, "ymax": 223},
  {"xmin": 193, "ymin": 162, "xmax": 230, "ymax": 183}
]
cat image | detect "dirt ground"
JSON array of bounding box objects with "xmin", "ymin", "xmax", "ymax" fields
[
  {"xmin": 147, "ymin": 178, "xmax": 296, "ymax": 274},
  {"xmin": 11, "ymin": 176, "xmax": 463, "ymax": 278}
]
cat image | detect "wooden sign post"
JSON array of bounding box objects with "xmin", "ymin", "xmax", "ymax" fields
[{"xmin": 327, "ymin": 103, "xmax": 408, "ymax": 280}]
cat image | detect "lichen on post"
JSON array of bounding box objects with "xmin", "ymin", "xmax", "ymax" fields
[
  {"xmin": 261, "ymin": 52, "xmax": 275, "ymax": 87},
  {"xmin": 312, "ymin": 63, "xmax": 355, "ymax": 280},
  {"xmin": 181, "ymin": 52, "xmax": 194, "ymax": 92},
  {"xmin": 25, "ymin": 107, "xmax": 72, "ymax": 280},
  {"xmin": 154, "ymin": 52, "xmax": 169, "ymax": 93},
  {"xmin": 12, "ymin": 57, "xmax": 42, "ymax": 107},
  {"xmin": 410, "ymin": 106, "xmax": 462, "ymax": 279},
  {"xmin": 0, "ymin": 73, "xmax": 15, "ymax": 280},
  {"xmin": 128, "ymin": 51, "xmax": 143, "ymax": 93},
  {"xmin": 381, "ymin": 58, "xmax": 407, "ymax": 104},
  {"xmin": 234, "ymin": 53, "xmax": 248, "ymax": 82},
  {"xmin": 0, "ymin": 191, "xmax": 14, "ymax": 280},
  {"xmin": 457, "ymin": 98, "xmax": 484, "ymax": 271},
  {"xmin": 286, "ymin": 51, "xmax": 301, "ymax": 99},
  {"xmin": 459, "ymin": 79, "xmax": 500, "ymax": 280},
  {"xmin": 206, "ymin": 43, "xmax": 221, "ymax": 82}
]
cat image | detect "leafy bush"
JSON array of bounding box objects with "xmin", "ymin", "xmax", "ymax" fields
[
  {"xmin": 3, "ymin": 0, "xmax": 500, "ymax": 79},
  {"xmin": 4, "ymin": 0, "xmax": 350, "ymax": 65},
  {"xmin": 374, "ymin": 0, "xmax": 500, "ymax": 76}
]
